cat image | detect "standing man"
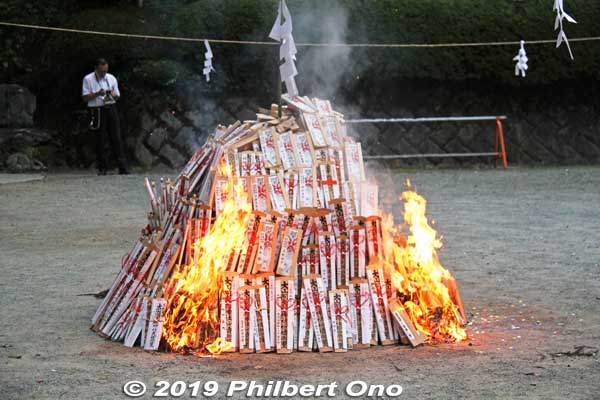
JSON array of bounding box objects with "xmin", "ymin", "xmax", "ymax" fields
[{"xmin": 82, "ymin": 58, "xmax": 129, "ymax": 175}]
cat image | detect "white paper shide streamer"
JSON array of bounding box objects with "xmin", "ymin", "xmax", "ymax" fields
[
  {"xmin": 203, "ymin": 40, "xmax": 216, "ymax": 82},
  {"xmin": 553, "ymin": 0, "xmax": 577, "ymax": 60},
  {"xmin": 513, "ymin": 40, "xmax": 528, "ymax": 78},
  {"xmin": 269, "ymin": 0, "xmax": 299, "ymax": 96}
]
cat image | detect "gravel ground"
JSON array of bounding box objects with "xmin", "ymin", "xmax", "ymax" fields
[{"xmin": 1, "ymin": 166, "xmax": 599, "ymax": 400}]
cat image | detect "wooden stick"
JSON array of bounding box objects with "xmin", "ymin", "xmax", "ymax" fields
[
  {"xmin": 303, "ymin": 274, "xmax": 333, "ymax": 352},
  {"xmin": 389, "ymin": 298, "xmax": 426, "ymax": 347},
  {"xmin": 275, "ymin": 277, "xmax": 296, "ymax": 353},
  {"xmin": 329, "ymin": 289, "xmax": 350, "ymax": 352},
  {"xmin": 366, "ymin": 265, "xmax": 397, "ymax": 345}
]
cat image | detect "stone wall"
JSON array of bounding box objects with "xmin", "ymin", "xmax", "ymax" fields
[
  {"xmin": 125, "ymin": 94, "xmax": 264, "ymax": 170},
  {"xmin": 340, "ymin": 82, "xmax": 600, "ymax": 166},
  {"xmin": 122, "ymin": 82, "xmax": 600, "ymax": 169},
  {"xmin": 0, "ymin": 84, "xmax": 36, "ymax": 128},
  {"xmin": 0, "ymin": 84, "xmax": 50, "ymax": 172},
  {"xmin": 2, "ymin": 81, "xmax": 598, "ymax": 171}
]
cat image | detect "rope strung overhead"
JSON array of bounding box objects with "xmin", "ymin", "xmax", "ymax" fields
[{"xmin": 1, "ymin": 21, "xmax": 599, "ymax": 49}]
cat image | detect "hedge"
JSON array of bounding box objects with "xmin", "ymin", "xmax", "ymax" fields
[{"xmin": 2, "ymin": 0, "xmax": 599, "ymax": 89}]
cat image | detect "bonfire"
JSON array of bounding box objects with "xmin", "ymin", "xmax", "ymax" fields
[{"xmin": 91, "ymin": 95, "xmax": 466, "ymax": 355}]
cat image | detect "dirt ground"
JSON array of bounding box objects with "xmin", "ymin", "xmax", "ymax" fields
[{"xmin": 1, "ymin": 166, "xmax": 599, "ymax": 400}]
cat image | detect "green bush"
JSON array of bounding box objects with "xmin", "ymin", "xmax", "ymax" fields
[
  {"xmin": 132, "ymin": 59, "xmax": 195, "ymax": 88},
  {"xmin": 159, "ymin": 0, "xmax": 600, "ymax": 85},
  {"xmin": 2, "ymin": 0, "xmax": 600, "ymax": 87}
]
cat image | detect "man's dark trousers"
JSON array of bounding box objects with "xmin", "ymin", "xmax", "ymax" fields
[{"xmin": 95, "ymin": 104, "xmax": 128, "ymax": 174}]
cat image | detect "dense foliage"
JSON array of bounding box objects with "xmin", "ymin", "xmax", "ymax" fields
[{"xmin": 1, "ymin": 0, "xmax": 599, "ymax": 88}]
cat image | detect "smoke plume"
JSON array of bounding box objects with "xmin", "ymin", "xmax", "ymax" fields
[{"xmin": 294, "ymin": 1, "xmax": 354, "ymax": 102}]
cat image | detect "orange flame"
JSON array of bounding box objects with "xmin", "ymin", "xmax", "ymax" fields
[
  {"xmin": 383, "ymin": 182, "xmax": 467, "ymax": 342},
  {"xmin": 162, "ymin": 164, "xmax": 251, "ymax": 353},
  {"xmin": 205, "ymin": 337, "xmax": 235, "ymax": 355}
]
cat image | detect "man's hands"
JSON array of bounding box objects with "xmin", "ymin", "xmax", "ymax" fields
[
  {"xmin": 95, "ymin": 89, "xmax": 117, "ymax": 97},
  {"xmin": 83, "ymin": 88, "xmax": 118, "ymax": 103},
  {"xmin": 101, "ymin": 89, "xmax": 119, "ymax": 99}
]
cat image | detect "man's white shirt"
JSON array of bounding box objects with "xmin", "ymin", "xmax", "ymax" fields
[{"xmin": 82, "ymin": 72, "xmax": 120, "ymax": 108}]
